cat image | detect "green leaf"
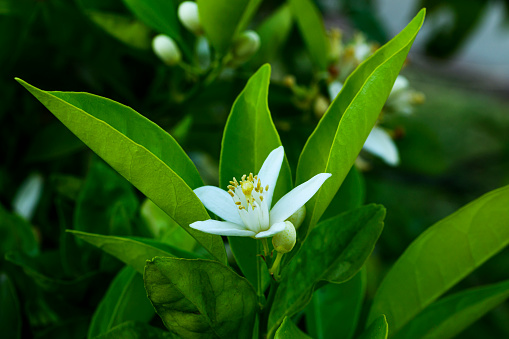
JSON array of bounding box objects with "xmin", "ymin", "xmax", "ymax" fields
[
  {"xmin": 293, "ymin": 9, "xmax": 425, "ymax": 261},
  {"xmin": 0, "ymin": 273, "xmax": 21, "ymax": 339},
  {"xmin": 16, "ymin": 78, "xmax": 226, "ymax": 264},
  {"xmin": 88, "ymin": 266, "xmax": 154, "ymax": 338},
  {"xmin": 368, "ymin": 185, "xmax": 509, "ymax": 335},
  {"xmin": 289, "ymin": 0, "xmax": 329, "ymax": 70},
  {"xmin": 144, "ymin": 257, "xmax": 258, "ymax": 338},
  {"xmin": 122, "ymin": 0, "xmax": 179, "ymax": 40},
  {"xmin": 0, "ymin": 202, "xmax": 38, "ymax": 257},
  {"xmin": 219, "ymin": 64, "xmax": 292, "ymax": 288},
  {"xmin": 68, "ymin": 230, "xmax": 195, "ymax": 274},
  {"xmin": 268, "ymin": 204, "xmax": 385, "ymax": 336},
  {"xmin": 394, "ymin": 279, "xmax": 509, "ymax": 339},
  {"xmin": 275, "ymin": 317, "xmax": 311, "ymax": 339},
  {"xmin": 359, "ymin": 315, "xmax": 388, "ymax": 339},
  {"xmin": 95, "ymin": 321, "xmax": 177, "ymax": 339},
  {"xmin": 305, "ymin": 267, "xmax": 367, "ymax": 339},
  {"xmin": 197, "ymin": 0, "xmax": 261, "ymax": 54}
]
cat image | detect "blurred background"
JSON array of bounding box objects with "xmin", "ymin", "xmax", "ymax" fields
[{"xmin": 1, "ymin": 0, "xmax": 509, "ymax": 338}]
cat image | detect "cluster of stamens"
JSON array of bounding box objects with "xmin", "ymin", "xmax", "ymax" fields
[{"xmin": 227, "ymin": 173, "xmax": 269, "ymax": 211}]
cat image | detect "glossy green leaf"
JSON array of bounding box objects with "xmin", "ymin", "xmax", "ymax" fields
[
  {"xmin": 88, "ymin": 266, "xmax": 154, "ymax": 338},
  {"xmin": 293, "ymin": 9, "xmax": 425, "ymax": 261},
  {"xmin": 250, "ymin": 4, "xmax": 293, "ymax": 66},
  {"xmin": 197, "ymin": 0, "xmax": 261, "ymax": 54},
  {"xmin": 68, "ymin": 230, "xmax": 195, "ymax": 273},
  {"xmin": 305, "ymin": 267, "xmax": 367, "ymax": 339},
  {"xmin": 0, "ymin": 273, "xmax": 21, "ymax": 339},
  {"xmin": 122, "ymin": 0, "xmax": 179, "ymax": 40},
  {"xmin": 144, "ymin": 257, "xmax": 258, "ymax": 338},
  {"xmin": 219, "ymin": 64, "xmax": 292, "ymax": 289},
  {"xmin": 95, "ymin": 321, "xmax": 177, "ymax": 339},
  {"xmin": 368, "ymin": 185, "xmax": 509, "ymax": 334},
  {"xmin": 289, "ymin": 0, "xmax": 329, "ymax": 70},
  {"xmin": 359, "ymin": 315, "xmax": 388, "ymax": 339},
  {"xmin": 394, "ymin": 279, "xmax": 509, "ymax": 339},
  {"xmin": 268, "ymin": 204, "xmax": 385, "ymax": 336},
  {"xmin": 275, "ymin": 317, "xmax": 311, "ymax": 339},
  {"xmin": 16, "ymin": 78, "xmax": 226, "ymax": 264}
]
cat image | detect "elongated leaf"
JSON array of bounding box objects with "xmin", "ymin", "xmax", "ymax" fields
[
  {"xmin": 293, "ymin": 10, "xmax": 425, "ymax": 262},
  {"xmin": 16, "ymin": 79, "xmax": 226, "ymax": 264},
  {"xmin": 69, "ymin": 230, "xmax": 195, "ymax": 273},
  {"xmin": 359, "ymin": 315, "xmax": 388, "ymax": 339},
  {"xmin": 95, "ymin": 321, "xmax": 177, "ymax": 339},
  {"xmin": 88, "ymin": 266, "xmax": 154, "ymax": 338},
  {"xmin": 219, "ymin": 64, "xmax": 292, "ymax": 289},
  {"xmin": 144, "ymin": 257, "xmax": 258, "ymax": 338},
  {"xmin": 289, "ymin": 0, "xmax": 329, "ymax": 70},
  {"xmin": 394, "ymin": 279, "xmax": 509, "ymax": 339},
  {"xmin": 305, "ymin": 267, "xmax": 367, "ymax": 339},
  {"xmin": 268, "ymin": 204, "xmax": 385, "ymax": 336},
  {"xmin": 197, "ymin": 0, "xmax": 261, "ymax": 54},
  {"xmin": 0, "ymin": 273, "xmax": 21, "ymax": 339},
  {"xmin": 368, "ymin": 185, "xmax": 509, "ymax": 334},
  {"xmin": 122, "ymin": 0, "xmax": 179, "ymax": 40},
  {"xmin": 275, "ymin": 317, "xmax": 311, "ymax": 339}
]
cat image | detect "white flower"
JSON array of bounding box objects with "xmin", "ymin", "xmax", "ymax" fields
[
  {"xmin": 178, "ymin": 1, "xmax": 202, "ymax": 35},
  {"xmin": 364, "ymin": 126, "xmax": 400, "ymax": 166},
  {"xmin": 152, "ymin": 34, "xmax": 181, "ymax": 65},
  {"xmin": 190, "ymin": 146, "xmax": 331, "ymax": 238}
]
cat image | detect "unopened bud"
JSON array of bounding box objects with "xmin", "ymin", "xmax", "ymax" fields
[
  {"xmin": 178, "ymin": 1, "xmax": 203, "ymax": 35},
  {"xmin": 313, "ymin": 95, "xmax": 330, "ymax": 118},
  {"xmin": 286, "ymin": 205, "xmax": 305, "ymax": 230},
  {"xmin": 272, "ymin": 221, "xmax": 296, "ymax": 254},
  {"xmin": 328, "ymin": 28, "xmax": 343, "ymax": 63},
  {"xmin": 232, "ymin": 30, "xmax": 260, "ymax": 61},
  {"xmin": 152, "ymin": 34, "xmax": 181, "ymax": 65}
]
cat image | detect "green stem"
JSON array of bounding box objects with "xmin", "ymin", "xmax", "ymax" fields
[
  {"xmin": 262, "ymin": 238, "xmax": 270, "ymax": 257},
  {"xmin": 269, "ymin": 252, "xmax": 284, "ymax": 280}
]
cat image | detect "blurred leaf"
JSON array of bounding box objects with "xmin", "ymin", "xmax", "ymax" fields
[
  {"xmin": 368, "ymin": 185, "xmax": 509, "ymax": 335},
  {"xmin": 121, "ymin": 0, "xmax": 179, "ymax": 40},
  {"xmin": 292, "ymin": 10, "xmax": 425, "ymax": 264},
  {"xmin": 305, "ymin": 267, "xmax": 367, "ymax": 339},
  {"xmin": 0, "ymin": 203, "xmax": 38, "ymax": 257},
  {"xmin": 95, "ymin": 321, "xmax": 177, "ymax": 338},
  {"xmin": 16, "ymin": 79, "xmax": 226, "ymax": 264},
  {"xmin": 35, "ymin": 316, "xmax": 90, "ymax": 339},
  {"xmin": 197, "ymin": 0, "xmax": 261, "ymax": 54},
  {"xmin": 69, "ymin": 230, "xmax": 195, "ymax": 273},
  {"xmin": 275, "ymin": 317, "xmax": 311, "ymax": 338},
  {"xmin": 359, "ymin": 315, "xmax": 388, "ymax": 339},
  {"xmin": 219, "ymin": 64, "xmax": 292, "ymax": 289},
  {"xmin": 289, "ymin": 0, "xmax": 329, "ymax": 70},
  {"xmin": 268, "ymin": 204, "xmax": 385, "ymax": 336},
  {"xmin": 394, "ymin": 279, "xmax": 509, "ymax": 339},
  {"xmin": 88, "ymin": 266, "xmax": 154, "ymax": 338},
  {"xmin": 0, "ymin": 273, "xmax": 21, "ymax": 339},
  {"xmin": 144, "ymin": 257, "xmax": 257, "ymax": 338}
]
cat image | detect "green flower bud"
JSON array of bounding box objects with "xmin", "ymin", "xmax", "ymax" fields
[
  {"xmin": 152, "ymin": 34, "xmax": 181, "ymax": 66},
  {"xmin": 178, "ymin": 1, "xmax": 203, "ymax": 35},
  {"xmin": 272, "ymin": 221, "xmax": 296, "ymax": 254},
  {"xmin": 232, "ymin": 30, "xmax": 260, "ymax": 62},
  {"xmin": 286, "ymin": 205, "xmax": 306, "ymax": 230}
]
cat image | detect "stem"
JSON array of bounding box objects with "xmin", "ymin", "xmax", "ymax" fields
[
  {"xmin": 262, "ymin": 238, "xmax": 270, "ymax": 257},
  {"xmin": 269, "ymin": 252, "xmax": 284, "ymax": 279}
]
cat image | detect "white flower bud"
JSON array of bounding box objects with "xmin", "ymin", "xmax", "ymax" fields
[
  {"xmin": 286, "ymin": 205, "xmax": 306, "ymax": 230},
  {"xmin": 152, "ymin": 34, "xmax": 181, "ymax": 66},
  {"xmin": 232, "ymin": 30, "xmax": 260, "ymax": 61},
  {"xmin": 272, "ymin": 221, "xmax": 296, "ymax": 254},
  {"xmin": 178, "ymin": 1, "xmax": 202, "ymax": 35}
]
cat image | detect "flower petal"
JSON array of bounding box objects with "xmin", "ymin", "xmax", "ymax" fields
[
  {"xmin": 194, "ymin": 186, "xmax": 244, "ymax": 225},
  {"xmin": 190, "ymin": 219, "xmax": 255, "ymax": 237},
  {"xmin": 363, "ymin": 127, "xmax": 400, "ymax": 166},
  {"xmin": 270, "ymin": 173, "xmax": 331, "ymax": 224},
  {"xmin": 254, "ymin": 221, "xmax": 286, "ymax": 239},
  {"xmin": 257, "ymin": 146, "xmax": 284, "ymax": 208}
]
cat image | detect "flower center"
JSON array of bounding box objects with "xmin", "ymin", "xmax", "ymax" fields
[{"xmin": 227, "ymin": 173, "xmax": 270, "ymax": 233}]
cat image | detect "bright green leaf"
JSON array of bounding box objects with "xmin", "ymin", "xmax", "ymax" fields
[
  {"xmin": 144, "ymin": 257, "xmax": 258, "ymax": 338},
  {"xmin": 275, "ymin": 317, "xmax": 311, "ymax": 339},
  {"xmin": 268, "ymin": 204, "xmax": 385, "ymax": 336},
  {"xmin": 292, "ymin": 9, "xmax": 425, "ymax": 263},
  {"xmin": 368, "ymin": 185, "xmax": 509, "ymax": 335},
  {"xmin": 359, "ymin": 315, "xmax": 388, "ymax": 339},
  {"xmin": 289, "ymin": 0, "xmax": 329, "ymax": 70},
  {"xmin": 0, "ymin": 273, "xmax": 21, "ymax": 339},
  {"xmin": 88, "ymin": 266, "xmax": 154, "ymax": 338},
  {"xmin": 16, "ymin": 79, "xmax": 226, "ymax": 264},
  {"xmin": 394, "ymin": 279, "xmax": 509, "ymax": 339},
  {"xmin": 68, "ymin": 230, "xmax": 195, "ymax": 274},
  {"xmin": 219, "ymin": 64, "xmax": 292, "ymax": 289}
]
